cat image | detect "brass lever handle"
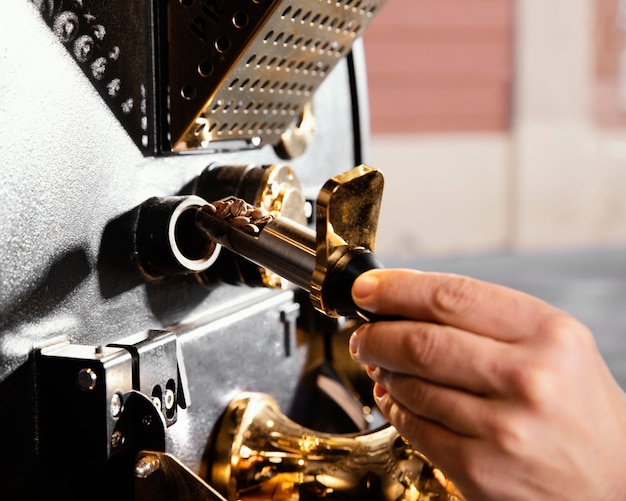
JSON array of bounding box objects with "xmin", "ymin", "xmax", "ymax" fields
[{"xmin": 310, "ymin": 165, "xmax": 384, "ymax": 317}]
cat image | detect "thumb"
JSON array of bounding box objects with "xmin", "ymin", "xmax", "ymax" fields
[
  {"xmin": 352, "ymin": 268, "xmax": 565, "ymax": 343},
  {"xmin": 352, "ymin": 268, "xmax": 424, "ymax": 316}
]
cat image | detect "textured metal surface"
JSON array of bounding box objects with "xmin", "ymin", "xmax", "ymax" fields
[
  {"xmin": 30, "ymin": 0, "xmax": 160, "ymax": 153},
  {"xmin": 0, "ymin": 2, "xmax": 372, "ymax": 498},
  {"xmin": 27, "ymin": 0, "xmax": 384, "ymax": 154},
  {"xmin": 172, "ymin": 0, "xmax": 388, "ymax": 150}
]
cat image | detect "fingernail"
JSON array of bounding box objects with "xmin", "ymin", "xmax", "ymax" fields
[
  {"xmin": 374, "ymin": 383, "xmax": 388, "ymax": 400},
  {"xmin": 350, "ymin": 324, "xmax": 368, "ymax": 357},
  {"xmin": 349, "ymin": 330, "xmax": 359, "ymax": 356},
  {"xmin": 352, "ymin": 271, "xmax": 379, "ymax": 300}
]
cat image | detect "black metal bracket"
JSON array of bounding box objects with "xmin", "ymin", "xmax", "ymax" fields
[
  {"xmin": 109, "ymin": 329, "xmax": 191, "ymax": 426},
  {"xmin": 34, "ymin": 330, "xmax": 189, "ymax": 466}
]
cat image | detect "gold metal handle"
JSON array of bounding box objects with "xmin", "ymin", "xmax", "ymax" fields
[{"xmin": 310, "ymin": 165, "xmax": 385, "ymax": 316}]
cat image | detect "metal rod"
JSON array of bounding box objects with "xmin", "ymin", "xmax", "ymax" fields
[{"xmin": 196, "ymin": 207, "xmax": 316, "ymax": 291}]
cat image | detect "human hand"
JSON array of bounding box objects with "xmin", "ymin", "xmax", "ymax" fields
[{"xmin": 350, "ymin": 268, "xmax": 626, "ymax": 501}]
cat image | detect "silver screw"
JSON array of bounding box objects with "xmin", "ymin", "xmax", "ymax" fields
[
  {"xmin": 111, "ymin": 430, "xmax": 124, "ymax": 449},
  {"xmin": 135, "ymin": 454, "xmax": 161, "ymax": 479},
  {"xmin": 151, "ymin": 396, "xmax": 161, "ymax": 410},
  {"xmin": 110, "ymin": 393, "xmax": 123, "ymax": 418},
  {"xmin": 77, "ymin": 368, "xmax": 97, "ymax": 391},
  {"xmin": 164, "ymin": 389, "xmax": 175, "ymax": 410}
]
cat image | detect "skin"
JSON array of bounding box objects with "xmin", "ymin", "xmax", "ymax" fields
[{"xmin": 350, "ymin": 268, "xmax": 626, "ymax": 501}]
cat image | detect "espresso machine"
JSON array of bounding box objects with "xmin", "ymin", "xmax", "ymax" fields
[{"xmin": 0, "ymin": 1, "xmax": 462, "ymax": 499}]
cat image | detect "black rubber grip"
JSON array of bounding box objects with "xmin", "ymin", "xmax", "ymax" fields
[{"xmin": 322, "ymin": 250, "xmax": 400, "ymax": 322}]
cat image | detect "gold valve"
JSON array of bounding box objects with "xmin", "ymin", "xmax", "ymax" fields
[
  {"xmin": 204, "ymin": 392, "xmax": 464, "ymax": 501},
  {"xmin": 195, "ymin": 165, "xmax": 386, "ymax": 319}
]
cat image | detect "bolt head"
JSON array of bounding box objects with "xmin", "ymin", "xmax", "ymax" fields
[
  {"xmin": 110, "ymin": 393, "xmax": 123, "ymax": 418},
  {"xmin": 77, "ymin": 368, "xmax": 97, "ymax": 391},
  {"xmin": 111, "ymin": 430, "xmax": 124, "ymax": 449}
]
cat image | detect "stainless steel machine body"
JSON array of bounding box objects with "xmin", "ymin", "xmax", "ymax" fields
[
  {"xmin": 0, "ymin": 2, "xmax": 462, "ymax": 500},
  {"xmin": 0, "ymin": 2, "xmax": 374, "ymax": 498}
]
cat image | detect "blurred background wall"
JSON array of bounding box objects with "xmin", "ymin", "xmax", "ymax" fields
[{"xmin": 364, "ymin": 0, "xmax": 626, "ymax": 259}]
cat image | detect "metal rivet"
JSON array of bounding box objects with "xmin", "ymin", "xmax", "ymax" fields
[
  {"xmin": 110, "ymin": 393, "xmax": 123, "ymax": 418},
  {"xmin": 135, "ymin": 454, "xmax": 161, "ymax": 479},
  {"xmin": 111, "ymin": 430, "xmax": 124, "ymax": 449},
  {"xmin": 164, "ymin": 389, "xmax": 175, "ymax": 410},
  {"xmin": 77, "ymin": 368, "xmax": 97, "ymax": 391}
]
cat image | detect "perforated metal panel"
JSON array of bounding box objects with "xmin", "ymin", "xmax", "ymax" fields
[{"xmin": 169, "ymin": 0, "xmax": 387, "ymax": 150}]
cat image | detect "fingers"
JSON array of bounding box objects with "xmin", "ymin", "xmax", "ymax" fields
[
  {"xmin": 347, "ymin": 269, "xmax": 626, "ymax": 501},
  {"xmin": 350, "ymin": 321, "xmax": 509, "ymax": 395},
  {"xmin": 377, "ymin": 392, "xmax": 511, "ymax": 501},
  {"xmin": 370, "ymin": 384, "xmax": 482, "ymax": 493},
  {"xmin": 352, "ymin": 269, "xmax": 562, "ymax": 343},
  {"xmin": 368, "ymin": 367, "xmax": 497, "ymax": 437}
]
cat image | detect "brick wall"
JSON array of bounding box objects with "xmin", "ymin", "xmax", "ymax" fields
[
  {"xmin": 595, "ymin": 0, "xmax": 626, "ymax": 127},
  {"xmin": 363, "ymin": 0, "xmax": 514, "ymax": 133}
]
